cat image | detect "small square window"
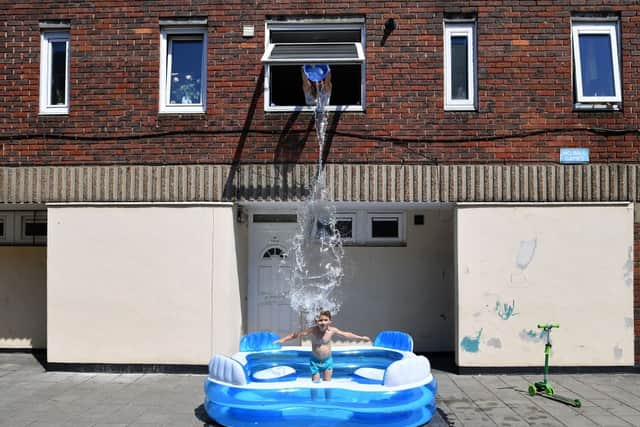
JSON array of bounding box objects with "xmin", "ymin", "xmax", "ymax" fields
[
  {"xmin": 159, "ymin": 27, "xmax": 207, "ymax": 113},
  {"xmin": 16, "ymin": 211, "xmax": 47, "ymax": 245},
  {"xmin": 367, "ymin": 213, "xmax": 405, "ymax": 243},
  {"xmin": 444, "ymin": 22, "xmax": 476, "ymax": 111},
  {"xmin": 262, "ymin": 20, "xmax": 366, "ymax": 112},
  {"xmin": 40, "ymin": 31, "xmax": 70, "ymax": 114},
  {"xmin": 0, "ymin": 212, "xmax": 13, "ymax": 243},
  {"xmin": 571, "ymin": 21, "xmax": 621, "ymax": 104},
  {"xmin": 371, "ymin": 217, "xmax": 398, "ymax": 238},
  {"xmin": 335, "ymin": 214, "xmax": 355, "ymax": 242}
]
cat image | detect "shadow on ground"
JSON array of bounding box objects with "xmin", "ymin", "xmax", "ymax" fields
[
  {"xmin": 195, "ymin": 403, "xmax": 452, "ymax": 426},
  {"xmin": 194, "ymin": 403, "xmax": 221, "ymax": 426}
]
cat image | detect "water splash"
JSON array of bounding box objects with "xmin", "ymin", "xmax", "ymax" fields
[{"xmin": 282, "ymin": 75, "xmax": 344, "ymax": 327}]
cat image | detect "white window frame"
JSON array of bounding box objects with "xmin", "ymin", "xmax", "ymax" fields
[
  {"xmin": 159, "ymin": 27, "xmax": 207, "ymax": 114},
  {"xmin": 444, "ymin": 22, "xmax": 476, "ymax": 111},
  {"xmin": 571, "ymin": 21, "xmax": 621, "ymax": 104},
  {"xmin": 262, "ymin": 22, "xmax": 366, "ymax": 113},
  {"xmin": 0, "ymin": 212, "xmax": 14, "ymax": 243},
  {"xmin": 366, "ymin": 213, "xmax": 405, "ymax": 243},
  {"xmin": 335, "ymin": 213, "xmax": 356, "ymax": 243},
  {"xmin": 39, "ymin": 31, "xmax": 70, "ymax": 115},
  {"xmin": 15, "ymin": 211, "xmax": 47, "ymax": 245}
]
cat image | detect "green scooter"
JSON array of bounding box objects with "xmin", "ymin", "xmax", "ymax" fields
[{"xmin": 528, "ymin": 323, "xmax": 582, "ymax": 408}]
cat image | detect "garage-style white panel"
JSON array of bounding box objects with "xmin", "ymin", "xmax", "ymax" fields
[{"xmin": 456, "ymin": 203, "xmax": 634, "ymax": 367}]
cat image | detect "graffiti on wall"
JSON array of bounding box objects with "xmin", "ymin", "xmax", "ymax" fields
[{"xmin": 460, "ymin": 328, "xmax": 483, "ymax": 353}]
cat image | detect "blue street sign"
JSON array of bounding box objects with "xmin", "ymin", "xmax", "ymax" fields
[{"xmin": 560, "ymin": 148, "xmax": 589, "ymax": 164}]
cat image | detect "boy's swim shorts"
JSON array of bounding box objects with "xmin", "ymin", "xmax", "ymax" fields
[{"xmin": 310, "ymin": 355, "xmax": 334, "ymax": 375}]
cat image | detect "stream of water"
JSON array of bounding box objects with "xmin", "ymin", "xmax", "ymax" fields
[{"xmin": 283, "ymin": 74, "xmax": 345, "ymax": 326}]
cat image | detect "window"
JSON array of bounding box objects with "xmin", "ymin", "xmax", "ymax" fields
[
  {"xmin": 367, "ymin": 213, "xmax": 405, "ymax": 243},
  {"xmin": 16, "ymin": 211, "xmax": 47, "ymax": 245},
  {"xmin": 0, "ymin": 211, "xmax": 45, "ymax": 246},
  {"xmin": 335, "ymin": 215, "xmax": 354, "ymax": 242},
  {"xmin": 0, "ymin": 212, "xmax": 10, "ymax": 243},
  {"xmin": 444, "ymin": 22, "xmax": 476, "ymax": 111},
  {"xmin": 40, "ymin": 31, "xmax": 70, "ymax": 114},
  {"xmin": 262, "ymin": 19, "xmax": 366, "ymax": 112},
  {"xmin": 159, "ymin": 26, "xmax": 207, "ymax": 113},
  {"xmin": 253, "ymin": 214, "xmax": 298, "ymax": 223},
  {"xmin": 571, "ymin": 20, "xmax": 621, "ymax": 105}
]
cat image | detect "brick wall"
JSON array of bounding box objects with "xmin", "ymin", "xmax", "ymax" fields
[{"xmin": 1, "ymin": 1, "xmax": 640, "ymax": 166}]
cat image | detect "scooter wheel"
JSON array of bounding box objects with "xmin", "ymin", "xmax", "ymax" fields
[{"xmin": 528, "ymin": 385, "xmax": 536, "ymax": 396}]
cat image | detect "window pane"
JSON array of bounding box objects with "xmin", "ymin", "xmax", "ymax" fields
[
  {"xmin": 253, "ymin": 214, "xmax": 297, "ymax": 223},
  {"xmin": 451, "ymin": 36, "xmax": 468, "ymax": 100},
  {"xmin": 315, "ymin": 219, "xmax": 333, "ymax": 240},
  {"xmin": 579, "ymin": 34, "xmax": 615, "ymax": 97},
  {"xmin": 270, "ymin": 44, "xmax": 358, "ymax": 60},
  {"xmin": 270, "ymin": 64, "xmax": 360, "ymax": 106},
  {"xmin": 336, "ymin": 219, "xmax": 353, "ymax": 238},
  {"xmin": 50, "ymin": 41, "xmax": 67, "ymax": 105},
  {"xmin": 0, "ymin": 221, "xmax": 4, "ymax": 237},
  {"xmin": 25, "ymin": 222, "xmax": 47, "ymax": 237},
  {"xmin": 271, "ymin": 29, "xmax": 361, "ymax": 44},
  {"xmin": 169, "ymin": 38, "xmax": 203, "ymax": 104},
  {"xmin": 371, "ymin": 218, "xmax": 398, "ymax": 238}
]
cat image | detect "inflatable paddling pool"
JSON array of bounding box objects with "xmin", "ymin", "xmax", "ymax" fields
[{"xmin": 204, "ymin": 331, "xmax": 438, "ymax": 427}]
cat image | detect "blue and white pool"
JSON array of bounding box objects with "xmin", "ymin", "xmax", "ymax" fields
[{"xmin": 204, "ymin": 334, "xmax": 438, "ymax": 427}]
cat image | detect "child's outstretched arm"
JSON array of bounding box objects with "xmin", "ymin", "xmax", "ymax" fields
[
  {"xmin": 274, "ymin": 327, "xmax": 312, "ymax": 345},
  {"xmin": 333, "ymin": 328, "xmax": 370, "ymax": 342}
]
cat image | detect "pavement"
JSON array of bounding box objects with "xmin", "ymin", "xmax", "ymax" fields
[{"xmin": 1, "ymin": 353, "xmax": 640, "ymax": 426}]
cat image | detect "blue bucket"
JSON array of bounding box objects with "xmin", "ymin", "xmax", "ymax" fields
[{"xmin": 303, "ymin": 64, "xmax": 330, "ymax": 82}]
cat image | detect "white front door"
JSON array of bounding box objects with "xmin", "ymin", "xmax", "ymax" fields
[{"xmin": 248, "ymin": 219, "xmax": 299, "ymax": 338}]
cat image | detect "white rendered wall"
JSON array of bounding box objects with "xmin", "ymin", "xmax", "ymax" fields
[
  {"xmin": 455, "ymin": 203, "xmax": 634, "ymax": 367},
  {"xmin": 0, "ymin": 247, "xmax": 46, "ymax": 348},
  {"xmin": 330, "ymin": 208, "xmax": 455, "ymax": 352},
  {"xmin": 47, "ymin": 204, "xmax": 245, "ymax": 365}
]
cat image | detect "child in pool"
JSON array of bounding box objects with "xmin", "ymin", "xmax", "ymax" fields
[{"xmin": 275, "ymin": 310, "xmax": 370, "ymax": 381}]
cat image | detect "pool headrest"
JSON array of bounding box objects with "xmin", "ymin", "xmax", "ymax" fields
[
  {"xmin": 373, "ymin": 330, "xmax": 414, "ymax": 352},
  {"xmin": 383, "ymin": 355, "xmax": 431, "ymax": 387},
  {"xmin": 240, "ymin": 331, "xmax": 282, "ymax": 352},
  {"xmin": 209, "ymin": 354, "xmax": 247, "ymax": 385}
]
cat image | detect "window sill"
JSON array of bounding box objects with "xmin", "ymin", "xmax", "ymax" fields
[
  {"xmin": 159, "ymin": 105, "xmax": 206, "ymax": 114},
  {"xmin": 39, "ymin": 109, "xmax": 69, "ymax": 115},
  {"xmin": 444, "ymin": 106, "xmax": 477, "ymax": 112},
  {"xmin": 573, "ymin": 103, "xmax": 621, "ymax": 112},
  {"xmin": 265, "ymin": 105, "xmax": 364, "ymax": 113},
  {"xmin": 343, "ymin": 241, "xmax": 407, "ymax": 247}
]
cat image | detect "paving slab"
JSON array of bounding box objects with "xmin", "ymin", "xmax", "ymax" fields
[{"xmin": 1, "ymin": 353, "xmax": 638, "ymax": 426}]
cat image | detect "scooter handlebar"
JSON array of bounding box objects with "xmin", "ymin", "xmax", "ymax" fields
[{"xmin": 537, "ymin": 323, "xmax": 559, "ymax": 329}]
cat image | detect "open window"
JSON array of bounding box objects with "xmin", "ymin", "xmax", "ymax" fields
[
  {"xmin": 262, "ymin": 19, "xmax": 366, "ymax": 112},
  {"xmin": 571, "ymin": 19, "xmax": 622, "ymax": 107}
]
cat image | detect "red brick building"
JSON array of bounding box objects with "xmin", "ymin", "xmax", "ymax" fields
[{"xmin": 1, "ymin": 1, "xmax": 638, "ymax": 370}]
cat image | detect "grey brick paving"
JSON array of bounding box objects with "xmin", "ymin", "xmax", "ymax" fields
[{"xmin": 1, "ymin": 353, "xmax": 639, "ymax": 426}]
